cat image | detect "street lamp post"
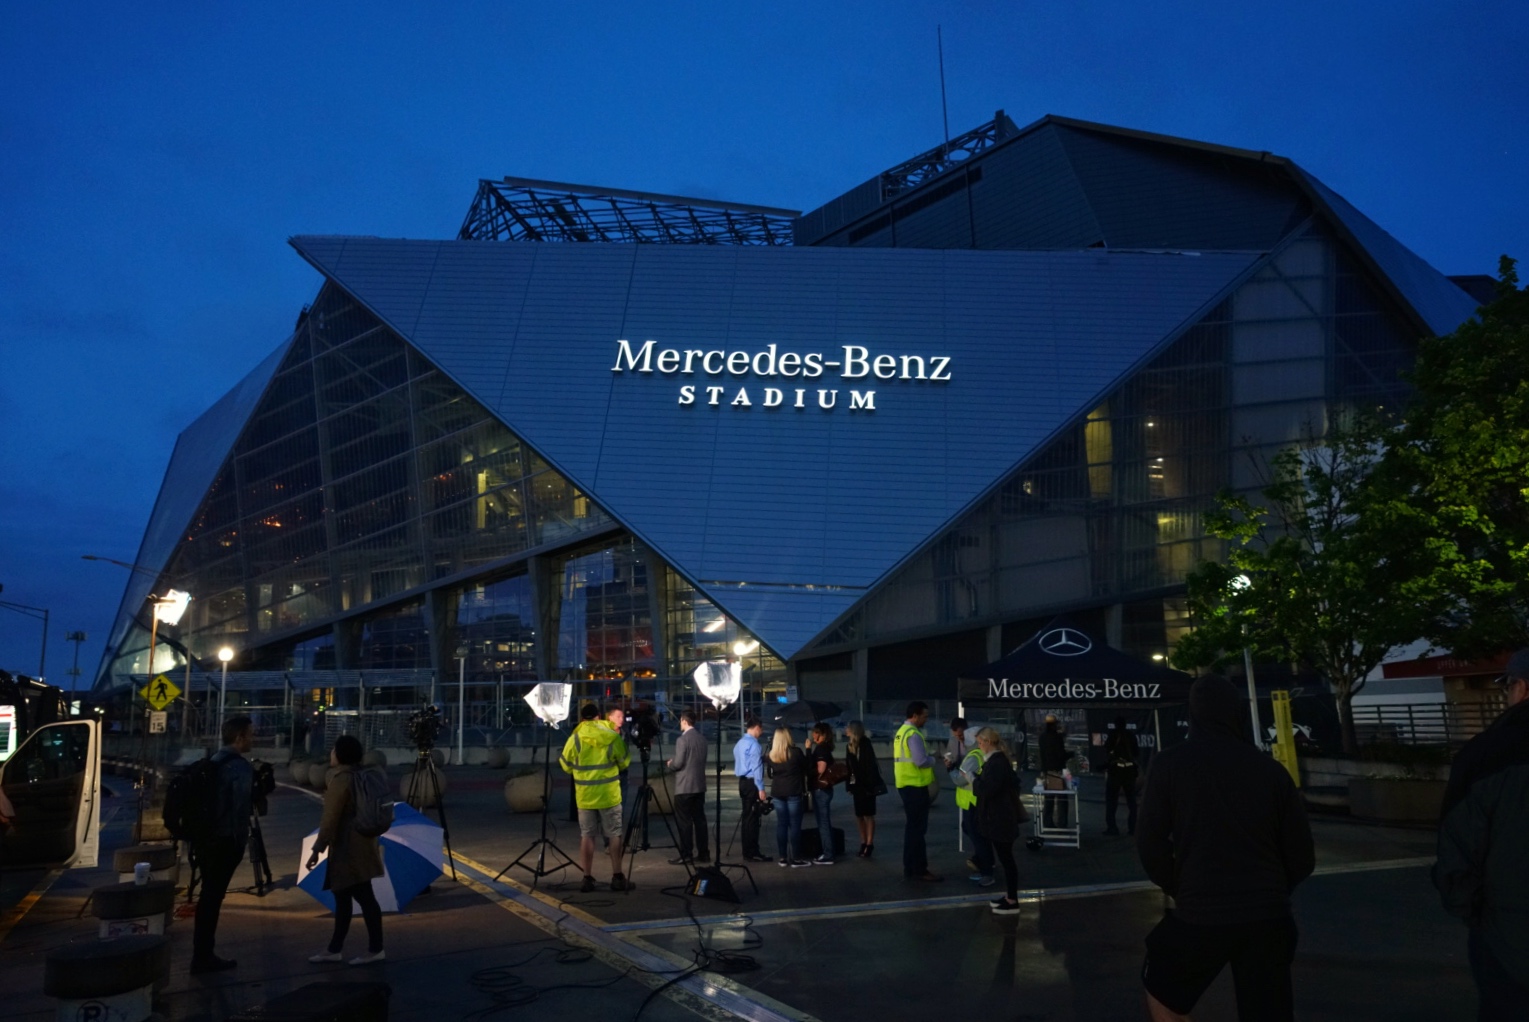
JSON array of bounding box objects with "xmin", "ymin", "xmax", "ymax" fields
[
  {"xmin": 65, "ymin": 631, "xmax": 88, "ymax": 700},
  {"xmin": 218, "ymin": 646, "xmax": 234, "ymax": 728},
  {"xmin": 1230, "ymin": 575, "xmax": 1264, "ymax": 749}
]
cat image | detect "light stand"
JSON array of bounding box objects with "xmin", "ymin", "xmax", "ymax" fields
[
  {"xmin": 497, "ymin": 683, "xmax": 577, "ymax": 886},
  {"xmin": 690, "ymin": 661, "xmax": 756, "ymax": 901},
  {"xmin": 497, "ymin": 717, "xmax": 578, "ymax": 885}
]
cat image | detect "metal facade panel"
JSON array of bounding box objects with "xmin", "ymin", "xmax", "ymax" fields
[
  {"xmin": 1297, "ymin": 169, "xmax": 1479, "ymax": 337},
  {"xmin": 102, "ymin": 338, "xmax": 294, "ymax": 670},
  {"xmin": 296, "ymin": 239, "xmax": 1255, "ymax": 658},
  {"xmin": 694, "ymin": 586, "xmax": 865, "ymax": 662},
  {"xmin": 1054, "ymin": 126, "xmax": 1304, "ymax": 252},
  {"xmin": 967, "ymin": 125, "xmax": 1102, "ymax": 249}
]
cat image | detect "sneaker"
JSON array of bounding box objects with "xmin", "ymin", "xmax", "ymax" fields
[
  {"xmin": 813, "ymin": 855, "xmax": 835, "ymax": 866},
  {"xmin": 746, "ymin": 854, "xmax": 773, "ymax": 863},
  {"xmin": 667, "ymin": 856, "xmax": 693, "ymax": 865},
  {"xmin": 348, "ymin": 950, "xmax": 386, "ymax": 966},
  {"xmin": 970, "ymin": 873, "xmax": 996, "ymax": 887},
  {"xmin": 991, "ymin": 899, "xmax": 1021, "ymax": 915},
  {"xmin": 788, "ymin": 859, "xmax": 811, "ymax": 868},
  {"xmin": 912, "ymin": 871, "xmax": 944, "ymax": 883},
  {"xmin": 579, "ymin": 874, "xmax": 596, "ymax": 893},
  {"xmin": 610, "ymin": 873, "xmax": 629, "ymax": 892},
  {"xmin": 190, "ymin": 955, "xmax": 237, "ymax": 974},
  {"xmin": 694, "ymin": 853, "xmax": 712, "ymax": 864},
  {"xmin": 965, "ymin": 857, "xmax": 980, "ymax": 873},
  {"xmin": 778, "ymin": 858, "xmax": 790, "ymax": 867},
  {"xmin": 307, "ymin": 951, "xmax": 343, "ymax": 964}
]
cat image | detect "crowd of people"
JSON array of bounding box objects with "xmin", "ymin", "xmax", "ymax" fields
[{"xmin": 167, "ymin": 649, "xmax": 1529, "ymax": 1021}]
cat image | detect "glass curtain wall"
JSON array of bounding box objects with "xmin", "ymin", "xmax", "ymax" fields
[
  {"xmin": 107, "ymin": 283, "xmax": 613, "ymax": 686},
  {"xmin": 829, "ymin": 228, "xmax": 1415, "ymax": 659},
  {"xmin": 662, "ymin": 568, "xmax": 787, "ymax": 701},
  {"xmin": 456, "ymin": 574, "xmax": 537, "ymax": 683},
  {"xmin": 554, "ymin": 538, "xmax": 657, "ymax": 682}
]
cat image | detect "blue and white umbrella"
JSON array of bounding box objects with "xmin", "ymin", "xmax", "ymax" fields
[{"xmin": 297, "ymin": 803, "xmax": 443, "ymax": 913}]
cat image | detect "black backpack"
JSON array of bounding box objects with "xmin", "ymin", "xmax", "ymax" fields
[
  {"xmin": 351, "ymin": 767, "xmax": 394, "ymax": 839},
  {"xmin": 163, "ymin": 756, "xmax": 223, "ymax": 842}
]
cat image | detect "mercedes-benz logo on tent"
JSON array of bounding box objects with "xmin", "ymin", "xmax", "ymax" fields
[{"xmin": 1038, "ymin": 627, "xmax": 1092, "ymax": 656}]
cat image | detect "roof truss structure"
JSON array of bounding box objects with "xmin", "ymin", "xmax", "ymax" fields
[
  {"xmin": 878, "ymin": 109, "xmax": 1021, "ymax": 200},
  {"xmin": 458, "ymin": 176, "xmax": 799, "ymax": 245}
]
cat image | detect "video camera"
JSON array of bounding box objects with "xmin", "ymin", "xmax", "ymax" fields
[
  {"xmin": 406, "ymin": 704, "xmax": 444, "ymax": 753},
  {"xmin": 624, "ymin": 706, "xmax": 662, "ymax": 757},
  {"xmin": 250, "ymin": 759, "xmax": 277, "ymax": 816}
]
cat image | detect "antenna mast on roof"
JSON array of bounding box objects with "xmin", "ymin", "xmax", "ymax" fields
[{"xmin": 937, "ymin": 26, "xmax": 951, "ymax": 158}]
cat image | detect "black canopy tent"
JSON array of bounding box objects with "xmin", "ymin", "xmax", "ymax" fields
[{"xmin": 955, "ymin": 618, "xmax": 1196, "ymax": 765}]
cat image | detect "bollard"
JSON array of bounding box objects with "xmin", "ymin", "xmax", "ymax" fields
[
  {"xmin": 93, "ymin": 880, "xmax": 177, "ymax": 940},
  {"xmin": 45, "ymin": 934, "xmax": 168, "ymax": 1022},
  {"xmin": 112, "ymin": 844, "xmax": 179, "ymax": 887}
]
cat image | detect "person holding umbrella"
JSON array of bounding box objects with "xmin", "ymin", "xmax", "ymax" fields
[{"xmin": 305, "ymin": 735, "xmax": 386, "ymax": 965}]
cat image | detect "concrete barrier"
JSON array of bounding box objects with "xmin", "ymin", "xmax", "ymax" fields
[{"xmin": 45, "ymin": 934, "xmax": 169, "ymax": 1021}]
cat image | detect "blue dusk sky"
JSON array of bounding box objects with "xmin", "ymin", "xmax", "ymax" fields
[{"xmin": 1, "ymin": 1, "xmax": 1525, "ymax": 686}]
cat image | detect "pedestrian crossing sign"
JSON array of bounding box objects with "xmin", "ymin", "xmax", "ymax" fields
[{"xmin": 141, "ymin": 675, "xmax": 181, "ymax": 711}]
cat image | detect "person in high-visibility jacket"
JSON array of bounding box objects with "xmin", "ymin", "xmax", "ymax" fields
[
  {"xmin": 953, "ymin": 741, "xmax": 995, "ymax": 885},
  {"xmin": 560, "ymin": 703, "xmax": 632, "ymax": 893},
  {"xmin": 893, "ymin": 701, "xmax": 941, "ymax": 882}
]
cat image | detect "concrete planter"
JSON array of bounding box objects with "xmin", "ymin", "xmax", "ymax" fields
[
  {"xmin": 486, "ymin": 747, "xmax": 511, "ymax": 769},
  {"xmin": 288, "ymin": 760, "xmax": 311, "ymax": 785},
  {"xmin": 504, "ymin": 772, "xmax": 543, "ymax": 813},
  {"xmin": 307, "ymin": 762, "xmax": 331, "ymax": 789},
  {"xmin": 362, "ymin": 749, "xmax": 388, "ymax": 769},
  {"xmin": 1347, "ymin": 777, "xmax": 1446, "ymax": 825}
]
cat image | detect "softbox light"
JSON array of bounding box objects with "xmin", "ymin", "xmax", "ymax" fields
[
  {"xmin": 692, "ymin": 660, "xmax": 742, "ymax": 709},
  {"xmin": 523, "ymin": 682, "xmax": 572, "ymax": 726}
]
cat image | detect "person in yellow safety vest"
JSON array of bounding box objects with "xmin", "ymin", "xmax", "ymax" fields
[
  {"xmin": 560, "ymin": 703, "xmax": 632, "ymax": 893},
  {"xmin": 953, "ymin": 741, "xmax": 996, "ymax": 886},
  {"xmin": 893, "ymin": 701, "xmax": 942, "ymax": 882}
]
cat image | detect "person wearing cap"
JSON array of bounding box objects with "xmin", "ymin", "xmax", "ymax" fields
[
  {"xmin": 1435, "ymin": 648, "xmax": 1529, "ymax": 1018},
  {"xmin": 1136, "ymin": 675, "xmax": 1313, "ymax": 1022}
]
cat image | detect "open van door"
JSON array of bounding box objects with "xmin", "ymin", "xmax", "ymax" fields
[{"xmin": 0, "ymin": 718, "xmax": 102, "ymax": 868}]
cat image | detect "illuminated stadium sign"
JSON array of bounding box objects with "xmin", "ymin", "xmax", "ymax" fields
[{"xmin": 611, "ymin": 339, "xmax": 953, "ymax": 412}]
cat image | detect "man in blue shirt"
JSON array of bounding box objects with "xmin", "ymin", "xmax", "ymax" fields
[{"xmin": 732, "ymin": 717, "xmax": 771, "ymax": 862}]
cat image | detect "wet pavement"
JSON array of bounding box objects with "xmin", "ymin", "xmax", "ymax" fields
[{"xmin": 0, "ymin": 760, "xmax": 1471, "ymax": 1021}]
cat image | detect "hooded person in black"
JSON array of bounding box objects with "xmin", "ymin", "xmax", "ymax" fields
[{"xmin": 1136, "ymin": 675, "xmax": 1314, "ymax": 1022}]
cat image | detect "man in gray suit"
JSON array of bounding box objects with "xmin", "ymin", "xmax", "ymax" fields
[{"xmin": 666, "ymin": 709, "xmax": 709, "ymax": 864}]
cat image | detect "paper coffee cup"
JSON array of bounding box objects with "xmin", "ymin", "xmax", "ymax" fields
[{"xmin": 134, "ymin": 862, "xmax": 151, "ymax": 885}]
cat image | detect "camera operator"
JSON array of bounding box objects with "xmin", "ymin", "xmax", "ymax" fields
[
  {"xmin": 191, "ymin": 716, "xmax": 255, "ymax": 974},
  {"xmin": 665, "ymin": 710, "xmax": 709, "ymax": 864}
]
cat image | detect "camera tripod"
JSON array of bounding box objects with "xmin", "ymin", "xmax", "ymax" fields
[
  {"xmin": 245, "ymin": 812, "xmax": 273, "ymax": 896},
  {"xmin": 496, "ymin": 721, "xmax": 577, "ymax": 886},
  {"xmin": 404, "ymin": 747, "xmax": 457, "ymax": 880},
  {"xmin": 621, "ymin": 741, "xmax": 689, "ymax": 887}
]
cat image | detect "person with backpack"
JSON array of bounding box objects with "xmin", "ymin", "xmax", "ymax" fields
[
  {"xmin": 304, "ymin": 735, "xmax": 386, "ymax": 965},
  {"xmin": 190, "ymin": 716, "xmax": 255, "ymax": 974}
]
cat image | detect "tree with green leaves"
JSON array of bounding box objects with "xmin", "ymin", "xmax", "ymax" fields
[
  {"xmin": 1173, "ymin": 416, "xmax": 1425, "ymax": 754},
  {"xmin": 1372, "ymin": 257, "xmax": 1529, "ymax": 659}
]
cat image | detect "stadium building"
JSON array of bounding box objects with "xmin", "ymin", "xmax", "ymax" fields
[{"xmin": 98, "ymin": 112, "xmax": 1481, "ymax": 721}]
